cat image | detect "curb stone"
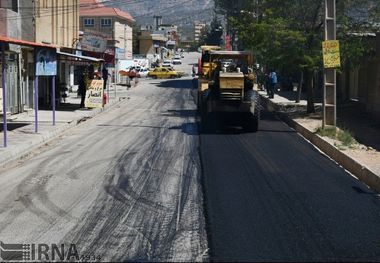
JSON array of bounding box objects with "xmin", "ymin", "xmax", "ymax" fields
[
  {"xmin": 0, "ymin": 98, "xmax": 126, "ymax": 168},
  {"xmin": 260, "ymin": 94, "xmax": 380, "ymax": 193}
]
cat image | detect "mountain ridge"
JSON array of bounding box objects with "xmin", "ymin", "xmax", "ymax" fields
[{"xmin": 102, "ymin": 0, "xmax": 214, "ymax": 38}]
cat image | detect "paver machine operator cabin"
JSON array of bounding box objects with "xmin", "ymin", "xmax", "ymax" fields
[{"xmin": 197, "ymin": 50, "xmax": 260, "ymax": 132}]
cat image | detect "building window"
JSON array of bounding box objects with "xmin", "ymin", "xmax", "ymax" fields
[
  {"xmin": 11, "ymin": 0, "xmax": 18, "ymax": 12},
  {"xmin": 0, "ymin": 0, "xmax": 19, "ymax": 12},
  {"xmin": 101, "ymin": 18, "xmax": 112, "ymax": 27},
  {"xmin": 84, "ymin": 18, "xmax": 95, "ymax": 27}
]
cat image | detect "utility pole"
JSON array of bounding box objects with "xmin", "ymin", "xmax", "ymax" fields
[{"xmin": 323, "ymin": 0, "xmax": 337, "ymax": 128}]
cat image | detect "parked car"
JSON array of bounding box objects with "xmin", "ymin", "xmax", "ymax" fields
[
  {"xmin": 162, "ymin": 59, "xmax": 172, "ymax": 68},
  {"xmin": 136, "ymin": 67, "xmax": 149, "ymax": 78},
  {"xmin": 147, "ymin": 67, "xmax": 181, "ymax": 79},
  {"xmin": 172, "ymin": 55, "xmax": 182, "ymax": 65}
]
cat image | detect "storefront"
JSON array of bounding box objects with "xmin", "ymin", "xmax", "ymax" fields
[{"xmin": 0, "ymin": 36, "xmax": 56, "ymax": 147}]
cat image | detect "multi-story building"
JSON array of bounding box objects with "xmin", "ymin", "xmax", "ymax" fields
[
  {"xmin": 194, "ymin": 21, "xmax": 206, "ymax": 42},
  {"xmin": 0, "ymin": 0, "xmax": 80, "ymax": 113},
  {"xmin": 79, "ymin": 0, "xmax": 134, "ymax": 62},
  {"xmin": 138, "ymin": 23, "xmax": 181, "ymax": 60},
  {"xmin": 138, "ymin": 30, "xmax": 167, "ymax": 59},
  {"xmin": 158, "ymin": 24, "xmax": 179, "ymax": 50}
]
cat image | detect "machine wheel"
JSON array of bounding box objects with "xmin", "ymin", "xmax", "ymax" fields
[{"xmin": 152, "ymin": 75, "xmax": 157, "ymax": 79}]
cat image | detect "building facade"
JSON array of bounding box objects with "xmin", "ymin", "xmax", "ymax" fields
[
  {"xmin": 338, "ymin": 34, "xmax": 380, "ymax": 118},
  {"xmin": 80, "ymin": 0, "xmax": 134, "ymax": 62},
  {"xmin": 0, "ymin": 0, "xmax": 80, "ymax": 113},
  {"xmin": 194, "ymin": 21, "xmax": 206, "ymax": 42},
  {"xmin": 138, "ymin": 30, "xmax": 167, "ymax": 59}
]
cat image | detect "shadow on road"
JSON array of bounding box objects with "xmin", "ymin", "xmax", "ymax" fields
[
  {"xmin": 97, "ymin": 122, "xmax": 198, "ymax": 136},
  {"xmin": 200, "ymin": 111, "xmax": 296, "ymax": 135},
  {"xmin": 164, "ymin": 109, "xmax": 197, "ymax": 118},
  {"xmin": 169, "ymin": 123, "xmax": 198, "ymax": 136},
  {"xmin": 0, "ymin": 122, "xmax": 30, "ymax": 132},
  {"xmin": 156, "ymin": 79, "xmax": 193, "ymax": 89}
]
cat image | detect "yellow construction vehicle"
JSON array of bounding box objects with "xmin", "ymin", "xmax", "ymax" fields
[
  {"xmin": 197, "ymin": 50, "xmax": 260, "ymax": 132},
  {"xmin": 199, "ymin": 45, "xmax": 221, "ymax": 77}
]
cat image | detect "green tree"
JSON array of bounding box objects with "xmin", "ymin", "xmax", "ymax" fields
[
  {"xmin": 200, "ymin": 16, "xmax": 223, "ymax": 46},
  {"xmin": 216, "ymin": 0, "xmax": 379, "ymax": 113}
]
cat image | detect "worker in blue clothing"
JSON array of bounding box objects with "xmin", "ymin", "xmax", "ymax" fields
[{"xmin": 269, "ymin": 70, "xmax": 278, "ymax": 99}]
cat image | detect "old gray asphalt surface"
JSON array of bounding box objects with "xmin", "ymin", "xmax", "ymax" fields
[
  {"xmin": 201, "ymin": 111, "xmax": 380, "ymax": 262},
  {"xmin": 1, "ymin": 52, "xmax": 380, "ymax": 262},
  {"xmin": 0, "ymin": 73, "xmax": 207, "ymax": 261}
]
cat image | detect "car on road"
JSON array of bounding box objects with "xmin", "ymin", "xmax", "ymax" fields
[
  {"xmin": 162, "ymin": 59, "xmax": 172, "ymax": 68},
  {"xmin": 147, "ymin": 67, "xmax": 182, "ymax": 79},
  {"xmin": 172, "ymin": 55, "xmax": 182, "ymax": 65},
  {"xmin": 136, "ymin": 67, "xmax": 149, "ymax": 78}
]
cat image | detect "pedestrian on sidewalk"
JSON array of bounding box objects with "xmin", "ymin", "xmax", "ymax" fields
[
  {"xmin": 264, "ymin": 71, "xmax": 270, "ymax": 96},
  {"xmin": 269, "ymin": 70, "xmax": 278, "ymax": 99},
  {"xmin": 102, "ymin": 65, "xmax": 110, "ymax": 90},
  {"xmin": 78, "ymin": 72, "xmax": 87, "ymax": 108}
]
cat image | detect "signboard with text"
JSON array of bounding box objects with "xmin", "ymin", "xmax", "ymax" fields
[
  {"xmin": 81, "ymin": 32, "xmax": 107, "ymax": 53},
  {"xmin": 322, "ymin": 40, "xmax": 341, "ymax": 69},
  {"xmin": 85, "ymin": 79, "xmax": 104, "ymax": 108}
]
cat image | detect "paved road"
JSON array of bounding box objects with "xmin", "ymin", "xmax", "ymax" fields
[
  {"xmin": 0, "ymin": 53, "xmax": 207, "ymax": 261},
  {"xmin": 1, "ymin": 51, "xmax": 380, "ymax": 262},
  {"xmin": 201, "ymin": 111, "xmax": 380, "ymax": 261}
]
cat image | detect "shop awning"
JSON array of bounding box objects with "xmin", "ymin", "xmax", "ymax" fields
[
  {"xmin": 0, "ymin": 36, "xmax": 56, "ymax": 49},
  {"xmin": 57, "ymin": 51, "xmax": 104, "ymax": 62}
]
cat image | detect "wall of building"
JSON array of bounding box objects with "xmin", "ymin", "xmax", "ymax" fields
[
  {"xmin": 0, "ymin": 2, "xmax": 22, "ymax": 113},
  {"xmin": 359, "ymin": 35, "xmax": 380, "ymax": 118},
  {"xmin": 35, "ymin": 0, "xmax": 79, "ymax": 48},
  {"xmin": 339, "ymin": 34, "xmax": 380, "ymax": 118},
  {"xmin": 0, "ymin": 3, "xmax": 21, "ymax": 40},
  {"xmin": 19, "ymin": 0, "xmax": 34, "ymax": 42},
  {"xmin": 139, "ymin": 39, "xmax": 154, "ymax": 55},
  {"xmin": 80, "ymin": 16, "xmax": 133, "ymax": 59},
  {"xmin": 114, "ymin": 20, "xmax": 133, "ymax": 59},
  {"xmin": 80, "ymin": 16, "xmax": 114, "ymax": 37}
]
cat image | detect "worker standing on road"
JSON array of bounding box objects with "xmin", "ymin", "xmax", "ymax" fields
[
  {"xmin": 78, "ymin": 71, "xmax": 88, "ymax": 108},
  {"xmin": 102, "ymin": 66, "xmax": 110, "ymax": 90},
  {"xmin": 269, "ymin": 70, "xmax": 278, "ymax": 99}
]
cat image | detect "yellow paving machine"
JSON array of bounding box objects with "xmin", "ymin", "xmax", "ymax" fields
[{"xmin": 197, "ymin": 50, "xmax": 260, "ymax": 132}]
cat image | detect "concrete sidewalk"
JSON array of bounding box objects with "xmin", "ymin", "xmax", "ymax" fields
[
  {"xmin": 259, "ymin": 90, "xmax": 380, "ymax": 193},
  {"xmin": 0, "ymin": 85, "xmax": 128, "ymax": 167}
]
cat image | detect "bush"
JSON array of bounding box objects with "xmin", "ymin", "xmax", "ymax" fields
[{"xmin": 315, "ymin": 127, "xmax": 355, "ymax": 147}]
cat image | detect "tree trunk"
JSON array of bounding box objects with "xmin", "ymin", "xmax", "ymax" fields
[
  {"xmin": 305, "ymin": 70, "xmax": 315, "ymax": 113},
  {"xmin": 296, "ymin": 71, "xmax": 303, "ymax": 103}
]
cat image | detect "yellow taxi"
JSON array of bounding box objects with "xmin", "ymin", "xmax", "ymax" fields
[{"xmin": 147, "ymin": 67, "xmax": 182, "ymax": 79}]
